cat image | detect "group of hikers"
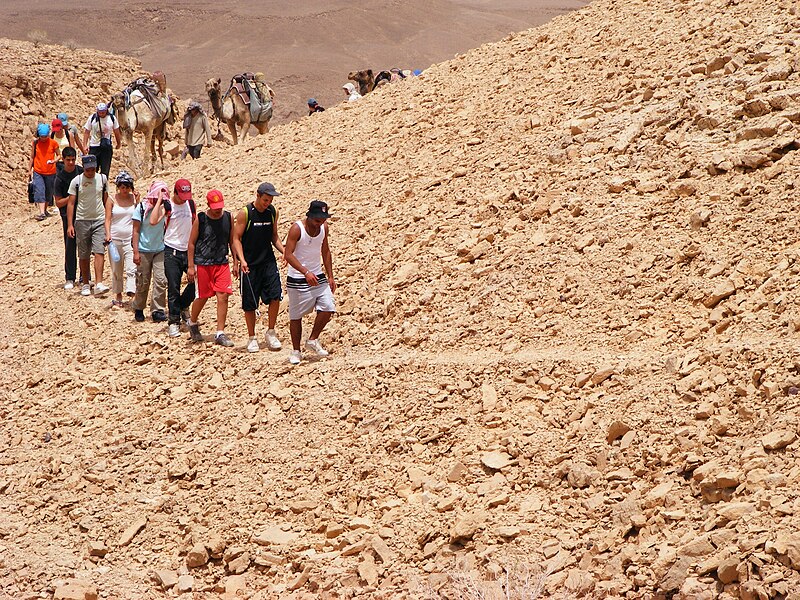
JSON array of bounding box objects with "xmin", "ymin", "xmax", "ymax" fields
[{"xmin": 48, "ymin": 146, "xmax": 336, "ymax": 364}]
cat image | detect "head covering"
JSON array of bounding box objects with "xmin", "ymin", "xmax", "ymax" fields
[
  {"xmin": 145, "ymin": 181, "xmax": 170, "ymax": 208},
  {"xmin": 50, "ymin": 118, "xmax": 63, "ymax": 132},
  {"xmin": 308, "ymin": 98, "xmax": 318, "ymax": 106},
  {"xmin": 206, "ymin": 189, "xmax": 224, "ymax": 209},
  {"xmin": 96, "ymin": 102, "xmax": 108, "ymax": 112},
  {"xmin": 187, "ymin": 100, "xmax": 202, "ymax": 111},
  {"xmin": 306, "ymin": 200, "xmax": 331, "ymax": 220},
  {"xmin": 57, "ymin": 112, "xmax": 69, "ymax": 125},
  {"xmin": 174, "ymin": 178, "xmax": 192, "ymax": 201},
  {"xmin": 343, "ymin": 83, "xmax": 356, "ymax": 94},
  {"xmin": 413, "ymin": 69, "xmax": 422, "ymax": 76},
  {"xmin": 81, "ymin": 154, "xmax": 98, "ymax": 169},
  {"xmin": 257, "ymin": 182, "xmax": 280, "ymax": 197},
  {"xmin": 115, "ymin": 170, "xmax": 134, "ymax": 187},
  {"xmin": 36, "ymin": 123, "xmax": 51, "ymax": 137}
]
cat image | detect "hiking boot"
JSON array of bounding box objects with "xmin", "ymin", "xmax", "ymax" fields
[
  {"xmin": 189, "ymin": 323, "xmax": 203, "ymax": 342},
  {"xmin": 215, "ymin": 332, "xmax": 234, "ymax": 347},
  {"xmin": 64, "ymin": 280, "xmax": 74, "ymax": 290},
  {"xmin": 134, "ymin": 309, "xmax": 145, "ymax": 322},
  {"xmin": 246, "ymin": 337, "xmax": 260, "ymax": 353},
  {"xmin": 81, "ymin": 284, "xmax": 91, "ymax": 296},
  {"xmin": 288, "ymin": 350, "xmax": 302, "ymax": 365},
  {"xmin": 168, "ymin": 323, "xmax": 181, "ymax": 338},
  {"xmin": 305, "ymin": 339, "xmax": 329, "ymax": 357},
  {"xmin": 35, "ymin": 213, "xmax": 46, "ymax": 222},
  {"xmin": 265, "ymin": 329, "xmax": 282, "ymax": 350},
  {"xmin": 94, "ymin": 282, "xmax": 110, "ymax": 294},
  {"xmin": 152, "ymin": 310, "xmax": 167, "ymax": 322}
]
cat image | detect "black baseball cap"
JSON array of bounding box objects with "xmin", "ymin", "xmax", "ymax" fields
[
  {"xmin": 306, "ymin": 200, "xmax": 331, "ymax": 219},
  {"xmin": 257, "ymin": 182, "xmax": 280, "ymax": 196}
]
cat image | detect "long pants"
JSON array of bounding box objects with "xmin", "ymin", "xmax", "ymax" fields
[
  {"xmin": 59, "ymin": 207, "xmax": 77, "ymax": 282},
  {"xmin": 110, "ymin": 238, "xmax": 136, "ymax": 295},
  {"xmin": 88, "ymin": 144, "xmax": 113, "ymax": 178},
  {"xmin": 164, "ymin": 246, "xmax": 195, "ymax": 324},
  {"xmin": 33, "ymin": 172, "xmax": 55, "ymax": 206},
  {"xmin": 132, "ymin": 251, "xmax": 166, "ymax": 314}
]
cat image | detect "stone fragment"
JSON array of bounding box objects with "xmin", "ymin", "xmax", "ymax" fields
[
  {"xmin": 447, "ymin": 461, "xmax": 467, "ymax": 482},
  {"xmin": 176, "ymin": 575, "xmax": 194, "ymax": 593},
  {"xmin": 54, "ymin": 581, "xmax": 98, "ymax": 600},
  {"xmin": 591, "ymin": 367, "xmax": 614, "ymax": 385},
  {"xmin": 481, "ymin": 451, "xmax": 512, "ymax": 470},
  {"xmin": 606, "ymin": 420, "xmax": 631, "ymax": 443},
  {"xmin": 153, "ymin": 570, "xmax": 178, "ymax": 590},
  {"xmin": 226, "ymin": 553, "xmax": 250, "ymax": 575},
  {"xmin": 766, "ymin": 533, "xmax": 800, "ymax": 569},
  {"xmin": 358, "ymin": 553, "xmax": 380, "ymax": 586},
  {"xmin": 224, "ymin": 575, "xmax": 246, "ymax": 597},
  {"xmin": 186, "ymin": 543, "xmax": 209, "ymax": 568},
  {"xmin": 716, "ymin": 502, "xmax": 755, "ymax": 522},
  {"xmin": 703, "ymin": 279, "xmax": 736, "ymax": 308},
  {"xmin": 253, "ymin": 526, "xmax": 300, "ymax": 546},
  {"xmin": 117, "ymin": 516, "xmax": 147, "ymax": 547},
  {"xmin": 717, "ymin": 558, "xmax": 739, "ymax": 584},
  {"xmin": 287, "ymin": 566, "xmax": 311, "ymax": 591},
  {"xmin": 669, "ymin": 180, "xmax": 697, "ymax": 197},
  {"xmin": 481, "ymin": 383, "xmax": 498, "ymax": 412},
  {"xmin": 205, "ymin": 532, "xmax": 227, "ymax": 559},
  {"xmin": 88, "ymin": 541, "xmax": 107, "ymax": 557},
  {"xmin": 372, "ymin": 536, "xmax": 394, "ymax": 564},
  {"xmin": 450, "ymin": 512, "xmax": 487, "ymax": 543},
  {"xmin": 762, "ymin": 429, "xmax": 796, "ymax": 450},
  {"xmin": 564, "ymin": 569, "xmax": 595, "ymax": 595},
  {"xmin": 660, "ymin": 556, "xmax": 692, "ymax": 592}
]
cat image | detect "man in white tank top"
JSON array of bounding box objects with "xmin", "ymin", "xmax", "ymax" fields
[{"xmin": 283, "ymin": 200, "xmax": 336, "ymax": 365}]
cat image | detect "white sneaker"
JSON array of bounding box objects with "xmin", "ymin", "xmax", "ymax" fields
[
  {"xmin": 288, "ymin": 350, "xmax": 302, "ymax": 365},
  {"xmin": 94, "ymin": 283, "xmax": 110, "ymax": 294},
  {"xmin": 81, "ymin": 284, "xmax": 91, "ymax": 296},
  {"xmin": 305, "ymin": 339, "xmax": 329, "ymax": 357},
  {"xmin": 265, "ymin": 329, "xmax": 282, "ymax": 350},
  {"xmin": 246, "ymin": 337, "xmax": 260, "ymax": 353},
  {"xmin": 168, "ymin": 323, "xmax": 181, "ymax": 337},
  {"xmin": 64, "ymin": 280, "xmax": 74, "ymax": 290}
]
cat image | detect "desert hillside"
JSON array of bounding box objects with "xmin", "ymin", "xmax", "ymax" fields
[{"xmin": 1, "ymin": 0, "xmax": 800, "ymax": 597}]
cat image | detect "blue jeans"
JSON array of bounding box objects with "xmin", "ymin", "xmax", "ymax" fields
[
  {"xmin": 164, "ymin": 246, "xmax": 195, "ymax": 324},
  {"xmin": 33, "ymin": 172, "xmax": 55, "ymax": 206}
]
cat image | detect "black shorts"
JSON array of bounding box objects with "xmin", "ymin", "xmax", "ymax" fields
[{"xmin": 240, "ymin": 261, "xmax": 282, "ymax": 311}]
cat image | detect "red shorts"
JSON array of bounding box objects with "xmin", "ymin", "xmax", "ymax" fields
[{"xmin": 197, "ymin": 264, "xmax": 233, "ymax": 298}]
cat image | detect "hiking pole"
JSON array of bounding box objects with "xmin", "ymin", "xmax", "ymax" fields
[{"xmin": 242, "ymin": 270, "xmax": 261, "ymax": 319}]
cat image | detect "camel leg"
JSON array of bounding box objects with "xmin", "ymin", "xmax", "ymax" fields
[
  {"xmin": 125, "ymin": 130, "xmax": 141, "ymax": 178},
  {"xmin": 143, "ymin": 129, "xmax": 153, "ymax": 176},
  {"xmin": 228, "ymin": 120, "xmax": 238, "ymax": 146}
]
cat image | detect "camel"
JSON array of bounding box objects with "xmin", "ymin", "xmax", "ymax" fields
[
  {"xmin": 111, "ymin": 85, "xmax": 172, "ymax": 176},
  {"xmin": 348, "ymin": 70, "xmax": 375, "ymax": 96},
  {"xmin": 205, "ymin": 77, "xmax": 271, "ymax": 145}
]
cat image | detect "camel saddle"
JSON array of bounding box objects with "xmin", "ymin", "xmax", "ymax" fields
[
  {"xmin": 226, "ymin": 74, "xmax": 272, "ymax": 123},
  {"xmin": 126, "ymin": 77, "xmax": 170, "ymax": 123}
]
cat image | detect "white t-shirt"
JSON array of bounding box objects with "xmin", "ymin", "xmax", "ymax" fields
[
  {"xmin": 164, "ymin": 200, "xmax": 193, "ymax": 251},
  {"xmin": 68, "ymin": 174, "xmax": 107, "ymax": 221},
  {"xmin": 83, "ymin": 114, "xmax": 118, "ymax": 147}
]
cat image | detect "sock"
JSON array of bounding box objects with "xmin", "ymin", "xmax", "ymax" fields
[{"xmin": 216, "ymin": 331, "xmax": 224, "ymax": 338}]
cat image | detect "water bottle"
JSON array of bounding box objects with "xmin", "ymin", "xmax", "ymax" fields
[{"xmin": 107, "ymin": 241, "xmax": 120, "ymax": 263}]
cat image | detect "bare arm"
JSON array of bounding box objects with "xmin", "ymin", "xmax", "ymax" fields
[
  {"xmin": 231, "ymin": 209, "xmax": 247, "ymax": 273},
  {"xmin": 83, "ymin": 127, "xmax": 90, "ymax": 152},
  {"xmin": 113, "ymin": 124, "xmax": 121, "ymax": 148},
  {"xmin": 187, "ymin": 215, "xmax": 200, "ymax": 283},
  {"xmin": 132, "ymin": 219, "xmax": 142, "ymax": 265},
  {"xmin": 29, "ymin": 140, "xmax": 35, "ymax": 175},
  {"xmin": 104, "ymin": 194, "xmax": 114, "ymax": 241},
  {"xmin": 149, "ymin": 197, "xmax": 166, "ymax": 226},
  {"xmin": 66, "ymin": 194, "xmax": 76, "ymax": 238},
  {"xmin": 321, "ymin": 224, "xmax": 335, "ymax": 293}
]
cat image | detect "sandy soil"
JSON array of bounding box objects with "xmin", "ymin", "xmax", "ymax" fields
[{"xmin": 0, "ymin": 0, "xmax": 586, "ymax": 123}]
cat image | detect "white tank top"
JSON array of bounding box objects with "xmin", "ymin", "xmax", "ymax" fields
[
  {"xmin": 110, "ymin": 202, "xmax": 136, "ymax": 241},
  {"xmin": 287, "ymin": 220, "xmax": 326, "ymax": 278}
]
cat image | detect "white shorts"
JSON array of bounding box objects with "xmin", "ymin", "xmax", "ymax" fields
[{"xmin": 287, "ymin": 282, "xmax": 336, "ymax": 320}]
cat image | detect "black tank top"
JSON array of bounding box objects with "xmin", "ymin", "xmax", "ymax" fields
[
  {"xmin": 241, "ymin": 202, "xmax": 277, "ymax": 266},
  {"xmin": 194, "ymin": 212, "xmax": 231, "ymax": 266}
]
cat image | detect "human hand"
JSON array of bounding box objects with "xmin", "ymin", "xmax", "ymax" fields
[
  {"xmin": 133, "ymin": 251, "xmax": 141, "ymax": 266},
  {"xmin": 239, "ymin": 260, "xmax": 249, "ymax": 275},
  {"xmin": 187, "ymin": 266, "xmax": 195, "ymax": 283},
  {"xmin": 67, "ymin": 225, "xmax": 75, "ymax": 238},
  {"xmin": 329, "ymin": 279, "xmax": 337, "ymax": 293},
  {"xmin": 305, "ymin": 271, "xmax": 319, "ymax": 286}
]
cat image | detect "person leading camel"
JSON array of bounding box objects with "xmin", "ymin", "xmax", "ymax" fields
[{"xmin": 183, "ymin": 101, "xmax": 212, "ymax": 160}]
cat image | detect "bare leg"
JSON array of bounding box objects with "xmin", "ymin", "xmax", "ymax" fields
[
  {"xmin": 190, "ymin": 297, "xmax": 208, "ymax": 322},
  {"xmin": 93, "ymin": 253, "xmax": 104, "ymax": 284},
  {"xmin": 216, "ymin": 292, "xmax": 229, "ymax": 331},
  {"xmin": 79, "ymin": 258, "xmax": 90, "ymax": 285},
  {"xmin": 308, "ymin": 311, "xmax": 332, "ymax": 341},
  {"xmin": 290, "ymin": 319, "xmax": 302, "ymax": 351},
  {"xmin": 267, "ymin": 299, "xmax": 280, "ymax": 329},
  {"xmin": 244, "ymin": 310, "xmax": 257, "ymax": 337}
]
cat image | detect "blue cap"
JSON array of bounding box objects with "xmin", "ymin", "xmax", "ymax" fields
[
  {"xmin": 57, "ymin": 112, "xmax": 69, "ymax": 125},
  {"xmin": 37, "ymin": 123, "xmax": 50, "ymax": 137},
  {"xmin": 413, "ymin": 69, "xmax": 422, "ymax": 76},
  {"xmin": 308, "ymin": 98, "xmax": 318, "ymax": 106}
]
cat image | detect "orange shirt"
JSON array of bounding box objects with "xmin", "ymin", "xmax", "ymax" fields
[{"xmin": 33, "ymin": 138, "xmax": 59, "ymax": 175}]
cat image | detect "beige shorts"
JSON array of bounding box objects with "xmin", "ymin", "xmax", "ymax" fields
[{"xmin": 75, "ymin": 219, "xmax": 105, "ymax": 259}]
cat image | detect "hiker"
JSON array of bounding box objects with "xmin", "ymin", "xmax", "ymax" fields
[
  {"xmin": 50, "ymin": 118, "xmax": 73, "ymax": 155},
  {"xmin": 131, "ymin": 181, "xmax": 168, "ymax": 323},
  {"xmin": 53, "ymin": 147, "xmax": 83, "ymax": 290},
  {"xmin": 283, "ymin": 200, "xmax": 336, "ymax": 364},
  {"xmin": 66, "ymin": 154, "xmax": 110, "ymax": 296},
  {"xmin": 342, "ymin": 83, "xmax": 362, "ymax": 103},
  {"xmin": 29, "ymin": 122, "xmax": 61, "ymax": 221},
  {"xmin": 82, "ymin": 102, "xmax": 120, "ymax": 178},
  {"xmin": 150, "ymin": 179, "xmax": 196, "ymax": 337},
  {"xmin": 104, "ymin": 171, "xmax": 139, "ymax": 307},
  {"xmin": 182, "ymin": 100, "xmax": 212, "ymax": 160},
  {"xmin": 231, "ymin": 182, "xmax": 285, "ymax": 353},
  {"xmin": 307, "ymin": 98, "xmax": 325, "ymax": 115},
  {"xmin": 57, "ymin": 112, "xmax": 86, "ymax": 155},
  {"xmin": 186, "ymin": 189, "xmax": 234, "ymax": 347}
]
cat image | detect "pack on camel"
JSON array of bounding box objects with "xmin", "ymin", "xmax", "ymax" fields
[
  {"xmin": 348, "ymin": 68, "xmax": 414, "ymax": 95},
  {"xmin": 205, "ymin": 73, "xmax": 274, "ymax": 145},
  {"xmin": 111, "ymin": 72, "xmax": 175, "ymax": 176}
]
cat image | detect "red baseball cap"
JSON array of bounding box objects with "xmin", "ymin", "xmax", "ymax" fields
[
  {"xmin": 174, "ymin": 178, "xmax": 192, "ymax": 200},
  {"xmin": 206, "ymin": 189, "xmax": 224, "ymax": 209},
  {"xmin": 51, "ymin": 118, "xmax": 63, "ymax": 132}
]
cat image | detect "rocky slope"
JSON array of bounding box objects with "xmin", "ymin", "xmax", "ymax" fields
[{"xmin": 1, "ymin": 0, "xmax": 800, "ymax": 598}]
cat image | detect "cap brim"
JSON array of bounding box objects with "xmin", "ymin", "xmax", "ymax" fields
[
  {"xmin": 208, "ymin": 201, "xmax": 224, "ymax": 209},
  {"xmin": 306, "ymin": 211, "xmax": 331, "ymax": 219},
  {"xmin": 176, "ymin": 192, "xmax": 193, "ymax": 200}
]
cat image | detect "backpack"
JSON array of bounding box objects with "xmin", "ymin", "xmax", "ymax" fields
[
  {"xmin": 163, "ymin": 197, "xmax": 197, "ymax": 229},
  {"xmin": 243, "ymin": 202, "xmax": 277, "ymax": 233},
  {"xmin": 73, "ymin": 173, "xmax": 108, "ymax": 206},
  {"xmin": 90, "ymin": 112, "xmax": 116, "ymax": 137}
]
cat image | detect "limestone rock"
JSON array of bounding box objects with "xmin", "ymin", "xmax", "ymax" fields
[
  {"xmin": 54, "ymin": 581, "xmax": 98, "ymax": 600},
  {"xmin": 762, "ymin": 429, "xmax": 796, "ymax": 450}
]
